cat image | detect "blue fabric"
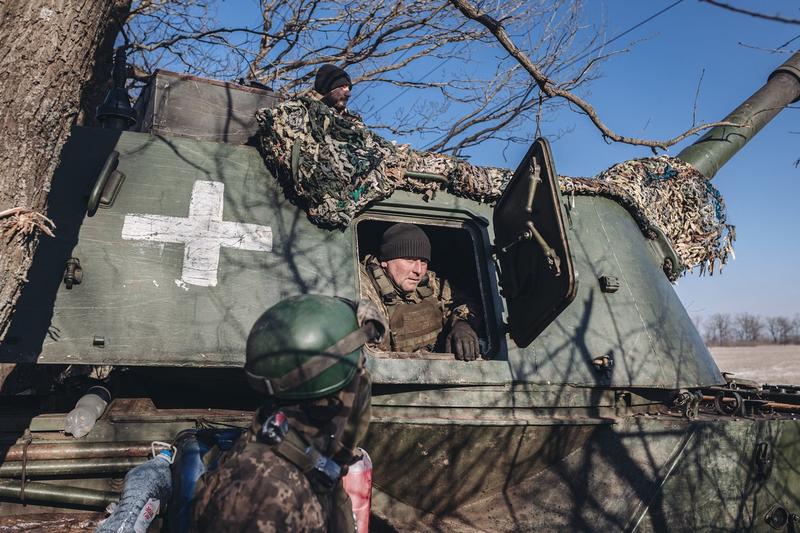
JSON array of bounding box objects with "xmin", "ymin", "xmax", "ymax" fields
[{"xmin": 168, "ymin": 428, "xmax": 244, "ymax": 533}]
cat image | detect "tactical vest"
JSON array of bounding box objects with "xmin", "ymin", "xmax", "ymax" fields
[
  {"xmin": 366, "ymin": 262, "xmax": 444, "ymax": 352},
  {"xmin": 252, "ymin": 413, "xmax": 355, "ymax": 533}
]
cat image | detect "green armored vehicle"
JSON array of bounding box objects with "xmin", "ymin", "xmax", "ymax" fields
[{"xmin": 1, "ymin": 51, "xmax": 799, "ymax": 531}]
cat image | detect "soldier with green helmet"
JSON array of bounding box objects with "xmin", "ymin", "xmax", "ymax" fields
[{"xmin": 190, "ymin": 295, "xmax": 385, "ymax": 532}]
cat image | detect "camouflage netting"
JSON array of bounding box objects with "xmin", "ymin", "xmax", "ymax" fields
[
  {"xmin": 560, "ymin": 156, "xmax": 735, "ymax": 275},
  {"xmin": 256, "ymin": 97, "xmax": 509, "ymax": 228},
  {"xmin": 256, "ymin": 98, "xmax": 733, "ymax": 277}
]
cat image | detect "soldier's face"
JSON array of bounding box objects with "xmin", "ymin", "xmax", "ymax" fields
[
  {"xmin": 381, "ymin": 257, "xmax": 428, "ymax": 293},
  {"xmin": 323, "ymin": 85, "xmax": 350, "ymax": 111}
]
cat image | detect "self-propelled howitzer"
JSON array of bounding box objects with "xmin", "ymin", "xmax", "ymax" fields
[{"xmin": 0, "ymin": 54, "xmax": 799, "ymax": 532}]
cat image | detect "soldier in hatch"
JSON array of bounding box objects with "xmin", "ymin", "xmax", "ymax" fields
[
  {"xmin": 190, "ymin": 295, "xmax": 385, "ymax": 533},
  {"xmin": 360, "ymin": 223, "xmax": 482, "ymax": 361}
]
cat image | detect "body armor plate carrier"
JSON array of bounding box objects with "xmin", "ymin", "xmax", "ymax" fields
[{"xmin": 366, "ymin": 262, "xmax": 444, "ymax": 352}]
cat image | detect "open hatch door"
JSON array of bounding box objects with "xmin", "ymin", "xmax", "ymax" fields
[{"xmin": 493, "ymin": 138, "xmax": 576, "ymax": 348}]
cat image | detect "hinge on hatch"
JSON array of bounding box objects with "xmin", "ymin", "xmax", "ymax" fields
[
  {"xmin": 497, "ymin": 221, "xmax": 561, "ymax": 277},
  {"xmin": 493, "ymin": 160, "xmax": 561, "ymax": 276}
]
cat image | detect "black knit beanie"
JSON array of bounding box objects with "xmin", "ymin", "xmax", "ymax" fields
[
  {"xmin": 314, "ymin": 64, "xmax": 351, "ymax": 95},
  {"xmin": 379, "ymin": 223, "xmax": 431, "ymax": 262}
]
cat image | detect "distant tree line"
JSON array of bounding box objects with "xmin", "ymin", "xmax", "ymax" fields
[{"xmin": 696, "ymin": 313, "xmax": 800, "ymax": 346}]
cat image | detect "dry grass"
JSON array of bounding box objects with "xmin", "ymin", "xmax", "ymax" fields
[{"xmin": 709, "ymin": 345, "xmax": 800, "ymax": 385}]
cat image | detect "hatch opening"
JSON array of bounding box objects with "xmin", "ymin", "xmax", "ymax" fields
[{"xmin": 355, "ymin": 218, "xmax": 498, "ymax": 361}]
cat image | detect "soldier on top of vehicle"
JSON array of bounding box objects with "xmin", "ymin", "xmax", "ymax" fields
[
  {"xmin": 314, "ymin": 64, "xmax": 358, "ymax": 119},
  {"xmin": 359, "ymin": 223, "xmax": 482, "ymax": 361}
]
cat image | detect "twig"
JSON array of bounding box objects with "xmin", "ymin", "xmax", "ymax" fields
[
  {"xmin": 700, "ymin": 0, "xmax": 800, "ymax": 25},
  {"xmin": 449, "ymin": 0, "xmax": 741, "ymax": 150},
  {"xmin": 692, "ymin": 68, "xmax": 705, "ymax": 127},
  {"xmin": 0, "ymin": 207, "xmax": 27, "ymax": 219},
  {"xmin": 0, "ymin": 208, "xmax": 56, "ymax": 240},
  {"xmin": 737, "ymin": 40, "xmax": 800, "ymax": 54}
]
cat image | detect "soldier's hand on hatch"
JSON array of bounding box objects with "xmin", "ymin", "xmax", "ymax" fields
[{"xmin": 445, "ymin": 321, "xmax": 480, "ymax": 361}]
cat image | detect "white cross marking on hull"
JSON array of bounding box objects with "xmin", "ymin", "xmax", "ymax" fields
[{"xmin": 121, "ymin": 181, "xmax": 273, "ymax": 287}]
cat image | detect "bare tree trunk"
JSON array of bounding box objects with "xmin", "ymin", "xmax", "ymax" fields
[{"xmin": 0, "ymin": 0, "xmax": 117, "ymax": 339}]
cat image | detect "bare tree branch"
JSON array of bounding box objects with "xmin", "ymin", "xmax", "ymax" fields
[
  {"xmin": 129, "ymin": 27, "xmax": 266, "ymax": 52},
  {"xmin": 692, "ymin": 68, "xmax": 705, "ymax": 127},
  {"xmin": 700, "ymin": 0, "xmax": 800, "ymax": 25},
  {"xmin": 120, "ymin": 0, "xmax": 611, "ymax": 154},
  {"xmin": 449, "ymin": 0, "xmax": 741, "ymax": 151}
]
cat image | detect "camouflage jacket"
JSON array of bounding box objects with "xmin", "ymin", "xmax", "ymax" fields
[
  {"xmin": 359, "ymin": 255, "xmax": 481, "ymax": 353},
  {"xmin": 190, "ymin": 420, "xmax": 352, "ymax": 533}
]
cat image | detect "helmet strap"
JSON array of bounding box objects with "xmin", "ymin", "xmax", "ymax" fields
[
  {"xmin": 256, "ymin": 418, "xmax": 343, "ymax": 493},
  {"xmin": 333, "ymin": 368, "xmax": 371, "ymax": 464}
]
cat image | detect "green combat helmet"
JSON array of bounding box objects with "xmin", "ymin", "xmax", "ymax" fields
[{"xmin": 244, "ymin": 294, "xmax": 386, "ymax": 400}]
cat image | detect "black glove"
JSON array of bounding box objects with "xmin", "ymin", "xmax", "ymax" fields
[{"xmin": 445, "ymin": 320, "xmax": 479, "ymax": 361}]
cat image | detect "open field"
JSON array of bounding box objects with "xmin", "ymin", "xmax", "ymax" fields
[{"xmin": 709, "ymin": 345, "xmax": 800, "ymax": 385}]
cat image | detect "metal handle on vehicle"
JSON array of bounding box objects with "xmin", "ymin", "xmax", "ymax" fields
[
  {"xmin": 403, "ymin": 170, "xmax": 449, "ymax": 183},
  {"xmin": 87, "ymin": 150, "xmax": 119, "ymax": 217},
  {"xmin": 498, "ymin": 221, "xmax": 561, "ymax": 276}
]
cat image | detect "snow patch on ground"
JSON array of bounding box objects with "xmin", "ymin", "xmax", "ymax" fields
[{"xmin": 709, "ymin": 345, "xmax": 800, "ymax": 385}]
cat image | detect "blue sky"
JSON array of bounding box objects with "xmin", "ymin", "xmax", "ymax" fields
[
  {"xmin": 214, "ymin": 0, "xmax": 798, "ymax": 318},
  {"xmin": 525, "ymin": 1, "xmax": 800, "ymax": 320},
  {"xmin": 427, "ymin": 0, "xmax": 799, "ymax": 320},
  {"xmin": 424, "ymin": 0, "xmax": 800, "ymax": 316}
]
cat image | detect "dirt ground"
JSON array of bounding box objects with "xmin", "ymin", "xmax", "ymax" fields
[{"xmin": 709, "ymin": 345, "xmax": 800, "ymax": 385}]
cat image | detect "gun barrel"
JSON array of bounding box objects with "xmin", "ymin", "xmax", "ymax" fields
[{"xmin": 677, "ymin": 52, "xmax": 800, "ymax": 179}]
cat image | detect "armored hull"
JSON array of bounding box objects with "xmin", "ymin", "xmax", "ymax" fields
[{"xmin": 2, "ymin": 57, "xmax": 800, "ymax": 531}]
